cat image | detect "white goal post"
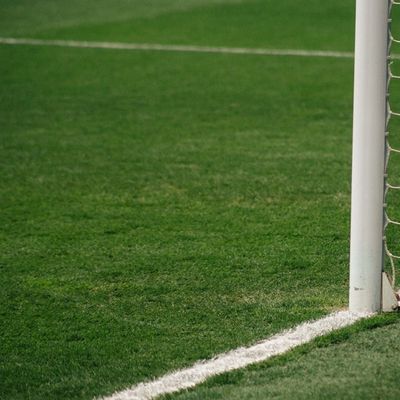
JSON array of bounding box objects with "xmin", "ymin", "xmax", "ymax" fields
[{"xmin": 349, "ymin": 0, "xmax": 397, "ymax": 312}]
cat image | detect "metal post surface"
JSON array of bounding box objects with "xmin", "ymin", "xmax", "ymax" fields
[{"xmin": 349, "ymin": 0, "xmax": 389, "ymax": 312}]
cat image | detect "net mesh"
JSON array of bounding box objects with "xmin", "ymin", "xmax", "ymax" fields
[{"xmin": 384, "ymin": 0, "xmax": 400, "ymax": 290}]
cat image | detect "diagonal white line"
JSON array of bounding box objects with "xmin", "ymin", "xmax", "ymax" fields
[
  {"xmin": 98, "ymin": 311, "xmax": 371, "ymax": 400},
  {"xmin": 0, "ymin": 37, "xmax": 355, "ymax": 58}
]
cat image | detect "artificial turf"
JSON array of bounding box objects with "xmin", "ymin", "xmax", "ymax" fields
[{"xmin": 1, "ymin": 1, "xmax": 397, "ymax": 399}]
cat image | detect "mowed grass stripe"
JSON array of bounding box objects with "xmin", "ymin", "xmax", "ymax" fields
[
  {"xmin": 0, "ymin": 0, "xmax": 245, "ymax": 37},
  {"xmin": 24, "ymin": 0, "xmax": 355, "ymax": 53}
]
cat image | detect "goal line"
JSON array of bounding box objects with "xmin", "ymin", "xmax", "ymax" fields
[
  {"xmin": 0, "ymin": 37, "xmax": 355, "ymax": 58},
  {"xmin": 99, "ymin": 311, "xmax": 370, "ymax": 400}
]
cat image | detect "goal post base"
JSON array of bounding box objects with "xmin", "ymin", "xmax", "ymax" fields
[{"xmin": 382, "ymin": 272, "xmax": 398, "ymax": 312}]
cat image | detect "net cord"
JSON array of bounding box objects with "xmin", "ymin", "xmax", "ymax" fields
[{"xmin": 383, "ymin": 0, "xmax": 400, "ymax": 288}]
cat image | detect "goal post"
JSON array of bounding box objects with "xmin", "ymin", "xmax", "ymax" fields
[{"xmin": 349, "ymin": 0, "xmax": 390, "ymax": 312}]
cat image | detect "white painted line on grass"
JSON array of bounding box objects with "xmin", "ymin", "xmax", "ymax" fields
[
  {"xmin": 99, "ymin": 310, "xmax": 371, "ymax": 400},
  {"xmin": 0, "ymin": 37, "xmax": 355, "ymax": 59}
]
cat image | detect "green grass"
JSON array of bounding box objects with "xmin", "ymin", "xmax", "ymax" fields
[
  {"xmin": 22, "ymin": 0, "xmax": 354, "ymax": 52},
  {"xmin": 0, "ymin": 0, "xmax": 244, "ymax": 36},
  {"xmin": 165, "ymin": 314, "xmax": 400, "ymax": 400},
  {"xmin": 0, "ymin": 43, "xmax": 353, "ymax": 400},
  {"xmin": 1, "ymin": 1, "xmax": 391, "ymax": 399}
]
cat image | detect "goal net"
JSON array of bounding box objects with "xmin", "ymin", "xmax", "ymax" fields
[{"xmin": 384, "ymin": 0, "xmax": 400, "ymax": 308}]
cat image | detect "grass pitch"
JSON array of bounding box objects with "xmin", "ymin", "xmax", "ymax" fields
[
  {"xmin": 165, "ymin": 314, "xmax": 400, "ymax": 400},
  {"xmin": 1, "ymin": 1, "xmax": 399, "ymax": 399}
]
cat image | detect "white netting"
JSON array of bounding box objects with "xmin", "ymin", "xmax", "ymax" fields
[{"xmin": 383, "ymin": 0, "xmax": 400, "ymax": 289}]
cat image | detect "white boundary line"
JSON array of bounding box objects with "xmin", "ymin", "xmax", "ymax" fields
[
  {"xmin": 99, "ymin": 311, "xmax": 371, "ymax": 400},
  {"xmin": 0, "ymin": 37, "xmax": 355, "ymax": 59}
]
